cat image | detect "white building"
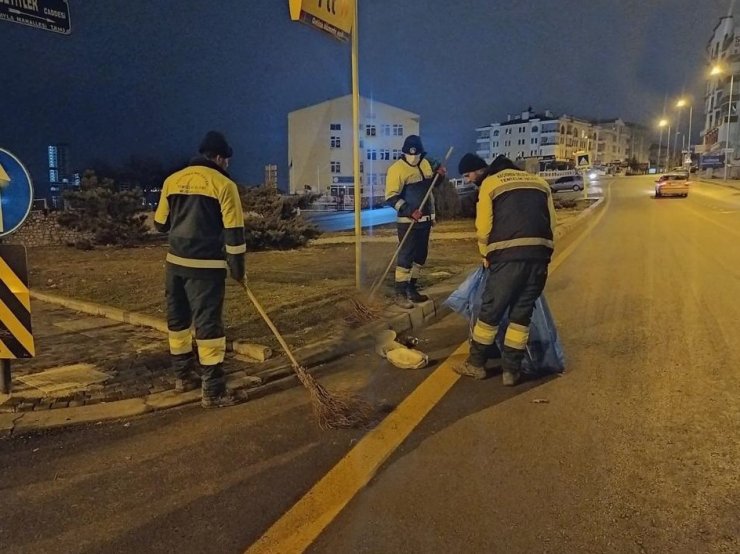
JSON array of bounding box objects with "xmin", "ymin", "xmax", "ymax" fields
[
  {"xmin": 475, "ymin": 109, "xmax": 649, "ymax": 170},
  {"xmin": 288, "ymin": 95, "xmax": 420, "ymax": 201},
  {"xmin": 701, "ymin": 12, "xmax": 739, "ymax": 167},
  {"xmin": 476, "ymin": 109, "xmax": 591, "ymax": 166}
]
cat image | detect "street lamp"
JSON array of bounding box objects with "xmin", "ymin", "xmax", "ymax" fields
[
  {"xmin": 711, "ymin": 63, "xmax": 735, "ymax": 180},
  {"xmin": 676, "ymin": 98, "xmax": 693, "ymax": 168},
  {"xmin": 658, "ymin": 119, "xmax": 668, "ymax": 172}
]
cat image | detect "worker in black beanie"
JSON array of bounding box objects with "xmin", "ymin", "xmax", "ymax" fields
[
  {"xmin": 154, "ymin": 131, "xmax": 246, "ymax": 408},
  {"xmin": 454, "ymin": 153, "xmax": 556, "ymax": 386}
]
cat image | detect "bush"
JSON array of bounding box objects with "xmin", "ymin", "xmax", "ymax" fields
[
  {"xmin": 240, "ymin": 185, "xmax": 322, "ymax": 250},
  {"xmin": 57, "ymin": 170, "xmax": 148, "ymax": 246},
  {"xmin": 432, "ymin": 177, "xmax": 461, "ymax": 219}
]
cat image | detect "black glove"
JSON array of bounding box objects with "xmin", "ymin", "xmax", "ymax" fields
[{"xmin": 227, "ymin": 253, "xmax": 245, "ymax": 283}]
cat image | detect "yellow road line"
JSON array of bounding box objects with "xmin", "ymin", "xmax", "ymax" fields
[
  {"xmin": 245, "ymin": 183, "xmax": 612, "ymax": 554},
  {"xmin": 246, "ymin": 342, "xmax": 467, "ymax": 554}
]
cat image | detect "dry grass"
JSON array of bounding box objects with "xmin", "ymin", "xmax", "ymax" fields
[{"xmin": 28, "ymin": 239, "xmax": 477, "ymax": 348}]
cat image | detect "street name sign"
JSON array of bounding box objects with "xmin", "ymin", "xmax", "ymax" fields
[
  {"xmin": 0, "ymin": 149, "xmax": 34, "ymax": 238},
  {"xmin": 0, "ymin": 244, "xmax": 34, "ymax": 359},
  {"xmin": 0, "ymin": 0, "xmax": 71, "ymax": 35},
  {"xmin": 289, "ymin": 0, "xmax": 353, "ymax": 42}
]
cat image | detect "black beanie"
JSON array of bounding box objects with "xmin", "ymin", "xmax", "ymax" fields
[
  {"xmin": 401, "ymin": 135, "xmax": 425, "ymax": 155},
  {"xmin": 199, "ymin": 131, "xmax": 233, "ymax": 158},
  {"xmin": 458, "ymin": 153, "xmax": 487, "ymax": 174}
]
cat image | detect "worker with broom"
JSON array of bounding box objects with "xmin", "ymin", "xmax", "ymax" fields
[
  {"xmin": 154, "ymin": 131, "xmax": 247, "ymax": 408},
  {"xmin": 385, "ymin": 135, "xmax": 446, "ymax": 309},
  {"xmin": 454, "ymin": 153, "xmax": 556, "ymax": 386}
]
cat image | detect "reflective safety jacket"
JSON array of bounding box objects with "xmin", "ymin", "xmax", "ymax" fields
[
  {"xmin": 154, "ymin": 158, "xmax": 246, "ymax": 278},
  {"xmin": 476, "ymin": 168, "xmax": 556, "ymax": 262},
  {"xmin": 385, "ymin": 158, "xmax": 436, "ymax": 225}
]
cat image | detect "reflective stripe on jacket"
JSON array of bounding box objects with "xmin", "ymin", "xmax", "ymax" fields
[
  {"xmin": 154, "ymin": 158, "xmax": 246, "ymax": 277},
  {"xmin": 476, "ymin": 169, "xmax": 556, "ymax": 262},
  {"xmin": 385, "ymin": 158, "xmax": 436, "ymax": 224}
]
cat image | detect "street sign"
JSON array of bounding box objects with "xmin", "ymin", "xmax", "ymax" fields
[
  {"xmin": 0, "ymin": 245, "xmax": 34, "ymax": 359},
  {"xmin": 289, "ymin": 0, "xmax": 353, "ymax": 42},
  {"xmin": 576, "ymin": 153, "xmax": 590, "ymax": 168},
  {"xmin": 0, "ymin": 0, "xmax": 71, "ymax": 35},
  {"xmin": 0, "ymin": 149, "xmax": 34, "ymax": 238}
]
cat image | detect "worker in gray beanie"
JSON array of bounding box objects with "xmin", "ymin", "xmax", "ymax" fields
[
  {"xmin": 454, "ymin": 153, "xmax": 556, "ymax": 386},
  {"xmin": 384, "ymin": 135, "xmax": 447, "ymax": 308},
  {"xmin": 154, "ymin": 131, "xmax": 246, "ymax": 408}
]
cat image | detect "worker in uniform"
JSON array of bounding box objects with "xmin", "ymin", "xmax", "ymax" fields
[
  {"xmin": 385, "ymin": 134, "xmax": 445, "ymax": 308},
  {"xmin": 455, "ymin": 153, "xmax": 556, "ymax": 386},
  {"xmin": 154, "ymin": 131, "xmax": 246, "ymax": 408}
]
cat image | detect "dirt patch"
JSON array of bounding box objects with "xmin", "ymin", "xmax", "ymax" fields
[{"xmin": 28, "ymin": 240, "xmax": 478, "ymax": 349}]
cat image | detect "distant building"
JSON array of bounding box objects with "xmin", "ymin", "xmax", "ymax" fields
[
  {"xmin": 46, "ymin": 143, "xmax": 76, "ymax": 208},
  {"xmin": 701, "ymin": 11, "xmax": 739, "ymax": 170},
  {"xmin": 288, "ymin": 95, "xmax": 420, "ymax": 202},
  {"xmin": 475, "ymin": 108, "xmax": 648, "ymax": 171}
]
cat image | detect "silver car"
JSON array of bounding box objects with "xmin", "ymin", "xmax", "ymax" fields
[{"xmin": 550, "ymin": 175, "xmax": 584, "ymax": 192}]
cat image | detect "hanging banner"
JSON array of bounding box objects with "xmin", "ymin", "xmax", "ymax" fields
[{"xmin": 289, "ymin": 0, "xmax": 353, "ymax": 42}]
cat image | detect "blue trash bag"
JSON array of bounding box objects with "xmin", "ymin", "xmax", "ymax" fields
[{"xmin": 444, "ymin": 267, "xmax": 565, "ymax": 375}]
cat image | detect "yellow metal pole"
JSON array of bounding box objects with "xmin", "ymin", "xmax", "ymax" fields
[{"xmin": 351, "ymin": 0, "xmax": 362, "ymax": 289}]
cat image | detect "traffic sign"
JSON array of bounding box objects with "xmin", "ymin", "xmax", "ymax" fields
[
  {"xmin": 289, "ymin": 0, "xmax": 353, "ymax": 42},
  {"xmin": 576, "ymin": 153, "xmax": 590, "ymax": 168},
  {"xmin": 0, "ymin": 0, "xmax": 70, "ymax": 35},
  {"xmin": 0, "ymin": 149, "xmax": 34, "ymax": 238},
  {"xmin": 0, "ymin": 245, "xmax": 34, "ymax": 359}
]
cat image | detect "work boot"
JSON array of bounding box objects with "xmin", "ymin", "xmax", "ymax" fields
[
  {"xmin": 393, "ymin": 283, "xmax": 414, "ymax": 309},
  {"xmin": 175, "ymin": 377, "xmax": 200, "ymax": 393},
  {"xmin": 453, "ymin": 360, "xmax": 487, "ymax": 380},
  {"xmin": 502, "ymin": 370, "xmax": 521, "ymax": 387},
  {"xmin": 201, "ymin": 389, "xmax": 245, "ymax": 409},
  {"xmin": 172, "ymin": 353, "xmax": 200, "ymax": 393},
  {"xmin": 407, "ymin": 280, "xmax": 429, "ymax": 303}
]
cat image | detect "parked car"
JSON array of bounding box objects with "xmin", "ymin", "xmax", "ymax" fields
[
  {"xmin": 655, "ymin": 172, "xmax": 689, "ymax": 198},
  {"xmin": 550, "ymin": 175, "xmax": 583, "ymax": 192}
]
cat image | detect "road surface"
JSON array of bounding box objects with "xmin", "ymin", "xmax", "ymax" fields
[{"xmin": 1, "ymin": 176, "xmax": 738, "ymax": 553}]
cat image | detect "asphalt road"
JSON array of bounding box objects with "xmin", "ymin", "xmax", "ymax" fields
[{"xmin": 1, "ymin": 176, "xmax": 738, "ymax": 553}]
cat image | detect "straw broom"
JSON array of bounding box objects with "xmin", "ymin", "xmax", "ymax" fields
[{"xmin": 242, "ymin": 282, "xmax": 374, "ymax": 429}]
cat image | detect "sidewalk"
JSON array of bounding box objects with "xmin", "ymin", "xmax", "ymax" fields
[{"xmin": 0, "ymin": 192, "xmax": 605, "ymax": 434}]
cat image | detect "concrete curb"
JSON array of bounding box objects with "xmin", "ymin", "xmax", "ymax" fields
[
  {"xmin": 30, "ymin": 291, "xmax": 169, "ymax": 333},
  {"xmin": 5, "ymin": 195, "xmax": 607, "ymax": 436},
  {"xmin": 698, "ymin": 178, "xmax": 740, "ymax": 192}
]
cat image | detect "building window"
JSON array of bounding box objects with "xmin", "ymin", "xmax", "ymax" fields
[
  {"xmin": 330, "ymin": 161, "xmax": 341, "ymax": 173},
  {"xmin": 532, "ymin": 126, "xmax": 539, "ymax": 133},
  {"xmin": 330, "ymin": 136, "xmax": 341, "ymax": 148},
  {"xmin": 393, "ymin": 124, "xmax": 403, "ymax": 136},
  {"xmin": 380, "ymin": 149, "xmax": 390, "ymax": 160},
  {"xmin": 360, "ymin": 162, "xmax": 364, "ymax": 173},
  {"xmin": 366, "ymin": 124, "xmax": 376, "ymax": 137},
  {"xmin": 367, "ymin": 149, "xmax": 377, "ymax": 160},
  {"xmin": 330, "ymin": 123, "xmax": 342, "ymax": 131},
  {"xmin": 493, "ymin": 130, "xmax": 499, "ymax": 136},
  {"xmin": 392, "ymin": 149, "xmax": 402, "ymax": 160},
  {"xmin": 382, "ymin": 124, "xmax": 391, "ymax": 136}
]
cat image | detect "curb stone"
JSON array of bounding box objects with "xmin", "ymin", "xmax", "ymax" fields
[{"xmin": 6, "ymin": 195, "xmax": 607, "ymax": 435}]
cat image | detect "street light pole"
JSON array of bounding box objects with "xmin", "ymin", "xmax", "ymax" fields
[
  {"xmin": 657, "ymin": 121, "xmax": 666, "ymax": 172},
  {"xmin": 666, "ymin": 121, "xmax": 672, "ymax": 170},
  {"xmin": 351, "ymin": 0, "xmax": 362, "ymax": 288},
  {"xmin": 725, "ymin": 72, "xmax": 735, "ymax": 181}
]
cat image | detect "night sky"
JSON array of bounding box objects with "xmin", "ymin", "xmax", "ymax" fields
[{"xmin": 0, "ymin": 0, "xmax": 733, "ymax": 188}]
